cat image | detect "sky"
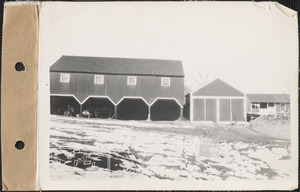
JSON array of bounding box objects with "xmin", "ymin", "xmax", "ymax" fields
[{"xmin": 39, "ymin": 2, "xmax": 298, "ymax": 94}]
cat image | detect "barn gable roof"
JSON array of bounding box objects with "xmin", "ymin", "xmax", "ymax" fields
[
  {"xmin": 50, "ymin": 56, "xmax": 184, "ymax": 77},
  {"xmin": 192, "ymin": 79, "xmax": 244, "ymax": 97},
  {"xmin": 247, "ymin": 94, "xmax": 290, "ymax": 103}
]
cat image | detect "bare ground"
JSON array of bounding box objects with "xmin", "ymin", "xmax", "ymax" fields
[{"xmin": 49, "ymin": 115, "xmax": 292, "ymax": 180}]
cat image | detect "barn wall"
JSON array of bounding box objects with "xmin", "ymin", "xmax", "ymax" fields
[{"xmin": 50, "ymin": 72, "xmax": 184, "ymax": 105}]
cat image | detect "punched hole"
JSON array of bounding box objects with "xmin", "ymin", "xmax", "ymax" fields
[
  {"xmin": 15, "ymin": 62, "xmax": 25, "ymax": 71},
  {"xmin": 15, "ymin": 140, "xmax": 25, "ymax": 150}
]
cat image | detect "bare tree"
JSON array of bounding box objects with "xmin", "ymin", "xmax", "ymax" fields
[{"xmin": 192, "ymin": 67, "xmax": 220, "ymax": 87}]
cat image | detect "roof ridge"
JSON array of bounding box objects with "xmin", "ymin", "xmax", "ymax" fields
[
  {"xmin": 61, "ymin": 55, "xmax": 182, "ymax": 62},
  {"xmin": 50, "ymin": 55, "xmax": 184, "ymax": 77}
]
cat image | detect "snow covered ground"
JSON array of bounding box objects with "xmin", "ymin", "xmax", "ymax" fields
[{"xmin": 50, "ymin": 115, "xmax": 292, "ymax": 180}]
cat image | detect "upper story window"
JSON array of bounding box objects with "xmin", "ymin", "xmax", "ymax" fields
[
  {"xmin": 127, "ymin": 76, "xmax": 137, "ymax": 85},
  {"xmin": 94, "ymin": 75, "xmax": 104, "ymax": 84},
  {"xmin": 161, "ymin": 77, "xmax": 171, "ymax": 86},
  {"xmin": 60, "ymin": 73, "xmax": 70, "ymax": 83}
]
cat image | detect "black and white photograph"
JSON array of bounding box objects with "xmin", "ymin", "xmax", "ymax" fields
[{"xmin": 37, "ymin": 1, "xmax": 298, "ymax": 190}]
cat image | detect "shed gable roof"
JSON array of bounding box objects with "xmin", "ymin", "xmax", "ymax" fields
[
  {"xmin": 247, "ymin": 94, "xmax": 290, "ymax": 103},
  {"xmin": 192, "ymin": 79, "xmax": 244, "ymax": 97},
  {"xmin": 50, "ymin": 56, "xmax": 184, "ymax": 77}
]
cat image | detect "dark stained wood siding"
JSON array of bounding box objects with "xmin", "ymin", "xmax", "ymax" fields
[
  {"xmin": 50, "ymin": 72, "xmax": 184, "ymax": 105},
  {"xmin": 183, "ymin": 94, "xmax": 190, "ymax": 120}
]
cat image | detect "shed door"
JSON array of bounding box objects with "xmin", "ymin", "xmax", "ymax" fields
[
  {"xmin": 231, "ymin": 99, "xmax": 245, "ymax": 121},
  {"xmin": 219, "ymin": 99, "xmax": 230, "ymax": 121},
  {"xmin": 193, "ymin": 99, "xmax": 205, "ymax": 121},
  {"xmin": 205, "ymin": 99, "xmax": 217, "ymax": 121}
]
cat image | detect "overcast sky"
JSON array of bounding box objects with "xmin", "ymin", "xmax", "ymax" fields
[{"xmin": 39, "ymin": 2, "xmax": 298, "ymax": 94}]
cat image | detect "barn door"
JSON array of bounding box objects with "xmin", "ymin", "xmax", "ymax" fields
[
  {"xmin": 193, "ymin": 98, "xmax": 205, "ymax": 121},
  {"xmin": 231, "ymin": 99, "xmax": 245, "ymax": 121},
  {"xmin": 219, "ymin": 99, "xmax": 230, "ymax": 121},
  {"xmin": 205, "ymin": 99, "xmax": 217, "ymax": 121}
]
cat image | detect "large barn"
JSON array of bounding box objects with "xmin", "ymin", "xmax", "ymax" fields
[
  {"xmin": 184, "ymin": 79, "xmax": 246, "ymax": 122},
  {"xmin": 50, "ymin": 56, "xmax": 184, "ymax": 121}
]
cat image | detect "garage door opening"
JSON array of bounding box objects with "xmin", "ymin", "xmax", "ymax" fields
[
  {"xmin": 82, "ymin": 98, "xmax": 115, "ymax": 118},
  {"xmin": 117, "ymin": 98, "xmax": 148, "ymax": 120},
  {"xmin": 151, "ymin": 99, "xmax": 181, "ymax": 121},
  {"xmin": 50, "ymin": 96, "xmax": 80, "ymax": 116}
]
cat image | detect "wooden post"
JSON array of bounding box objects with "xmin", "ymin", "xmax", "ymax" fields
[
  {"xmin": 79, "ymin": 104, "xmax": 83, "ymax": 117},
  {"xmin": 147, "ymin": 105, "xmax": 151, "ymax": 121},
  {"xmin": 114, "ymin": 106, "xmax": 118, "ymax": 119},
  {"xmin": 179, "ymin": 107, "xmax": 183, "ymax": 120}
]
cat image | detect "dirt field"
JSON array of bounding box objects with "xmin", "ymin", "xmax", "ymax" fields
[{"xmin": 50, "ymin": 115, "xmax": 292, "ymax": 180}]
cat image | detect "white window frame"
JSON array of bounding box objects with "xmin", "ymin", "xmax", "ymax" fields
[
  {"xmin": 60, "ymin": 73, "xmax": 70, "ymax": 83},
  {"xmin": 127, "ymin": 76, "xmax": 137, "ymax": 85},
  {"xmin": 94, "ymin": 75, "xmax": 104, "ymax": 84},
  {"xmin": 161, "ymin": 77, "xmax": 171, "ymax": 86}
]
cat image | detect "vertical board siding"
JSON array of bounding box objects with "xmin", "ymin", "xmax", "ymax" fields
[
  {"xmin": 231, "ymin": 99, "xmax": 245, "ymax": 121},
  {"xmin": 193, "ymin": 98, "xmax": 205, "ymax": 121},
  {"xmin": 205, "ymin": 99, "xmax": 217, "ymax": 121},
  {"xmin": 50, "ymin": 72, "xmax": 184, "ymax": 105},
  {"xmin": 219, "ymin": 99, "xmax": 231, "ymax": 121}
]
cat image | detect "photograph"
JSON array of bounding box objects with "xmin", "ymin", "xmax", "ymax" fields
[{"xmin": 37, "ymin": 1, "xmax": 298, "ymax": 190}]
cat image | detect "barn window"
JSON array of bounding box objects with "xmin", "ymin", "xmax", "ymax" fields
[
  {"xmin": 161, "ymin": 77, "xmax": 170, "ymax": 86},
  {"xmin": 260, "ymin": 103, "xmax": 267, "ymax": 108},
  {"xmin": 127, "ymin": 76, "xmax": 137, "ymax": 85},
  {"xmin": 94, "ymin": 75, "xmax": 104, "ymax": 84},
  {"xmin": 268, "ymin": 103, "xmax": 275, "ymax": 107},
  {"xmin": 60, "ymin": 73, "xmax": 70, "ymax": 82}
]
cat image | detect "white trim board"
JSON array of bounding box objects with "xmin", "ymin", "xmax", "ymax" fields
[
  {"xmin": 116, "ymin": 96, "xmax": 150, "ymax": 106},
  {"xmin": 192, "ymin": 96, "xmax": 245, "ymax": 99},
  {"xmin": 51, "ymin": 94, "xmax": 183, "ymax": 108},
  {"xmin": 81, "ymin": 95, "xmax": 116, "ymax": 105},
  {"xmin": 50, "ymin": 94, "xmax": 116, "ymax": 105},
  {"xmin": 150, "ymin": 97, "xmax": 183, "ymax": 108},
  {"xmin": 50, "ymin": 94, "xmax": 82, "ymax": 104}
]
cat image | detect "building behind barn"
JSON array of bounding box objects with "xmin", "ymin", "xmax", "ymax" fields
[
  {"xmin": 184, "ymin": 79, "xmax": 246, "ymax": 122},
  {"xmin": 246, "ymin": 94, "xmax": 290, "ymax": 115},
  {"xmin": 50, "ymin": 56, "xmax": 185, "ymax": 121}
]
